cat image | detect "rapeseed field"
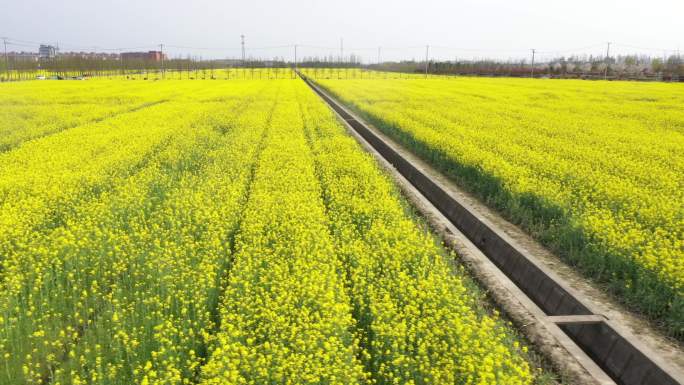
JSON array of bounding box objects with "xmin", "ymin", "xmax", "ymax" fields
[
  {"xmin": 0, "ymin": 78, "xmax": 535, "ymax": 384},
  {"xmin": 312, "ymin": 75, "xmax": 684, "ymax": 336}
]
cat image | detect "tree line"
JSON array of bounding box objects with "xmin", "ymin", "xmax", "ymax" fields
[
  {"xmin": 1, "ymin": 52, "xmax": 681, "ymax": 81},
  {"xmin": 371, "ymin": 54, "xmax": 684, "ymax": 81}
]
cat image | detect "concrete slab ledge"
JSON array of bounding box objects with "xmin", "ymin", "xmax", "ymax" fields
[{"xmin": 299, "ymin": 73, "xmax": 684, "ymax": 385}]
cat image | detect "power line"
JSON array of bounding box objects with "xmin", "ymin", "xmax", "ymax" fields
[
  {"xmin": 3, "ymin": 37, "xmax": 156, "ymax": 52},
  {"xmin": 247, "ymin": 45, "xmax": 294, "ymax": 51},
  {"xmin": 0, "ymin": 35, "xmax": 679, "ymax": 64},
  {"xmin": 165, "ymin": 44, "xmax": 240, "ymax": 51},
  {"xmin": 0, "ymin": 36, "xmax": 596, "ymax": 57},
  {"xmin": 298, "ymin": 44, "xmax": 335, "ymax": 50},
  {"xmin": 2, "ymin": 37, "xmax": 43, "ymax": 46},
  {"xmin": 164, "ymin": 44, "xmax": 291, "ymax": 52},
  {"xmin": 612, "ymin": 42, "xmax": 674, "ymax": 53},
  {"xmin": 535, "ymin": 43, "xmax": 606, "ymax": 54},
  {"xmin": 431, "ymin": 44, "xmax": 529, "ymax": 53},
  {"xmin": 2, "ymin": 36, "xmax": 285, "ymax": 54}
]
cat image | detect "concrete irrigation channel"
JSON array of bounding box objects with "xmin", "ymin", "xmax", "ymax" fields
[{"xmin": 299, "ymin": 73, "xmax": 684, "ymax": 385}]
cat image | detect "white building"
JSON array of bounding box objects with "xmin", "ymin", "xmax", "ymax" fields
[{"xmin": 39, "ymin": 45, "xmax": 57, "ymax": 59}]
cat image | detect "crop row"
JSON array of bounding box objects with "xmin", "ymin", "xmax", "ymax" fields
[
  {"xmin": 1, "ymin": 79, "xmax": 535, "ymax": 384},
  {"xmin": 312, "ymin": 76, "xmax": 684, "ymax": 336},
  {"xmin": 0, "ymin": 80, "xmax": 181, "ymax": 152},
  {"xmin": 297, "ymin": 83, "xmax": 533, "ymax": 384},
  {"xmin": 199, "ymin": 80, "xmax": 533, "ymax": 384},
  {"xmin": 0, "ymin": 81, "xmax": 273, "ymax": 384}
]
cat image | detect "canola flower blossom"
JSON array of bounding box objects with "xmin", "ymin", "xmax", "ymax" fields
[
  {"xmin": 308, "ymin": 72, "xmax": 684, "ymax": 337},
  {"xmin": 1, "ymin": 77, "xmax": 535, "ymax": 384}
]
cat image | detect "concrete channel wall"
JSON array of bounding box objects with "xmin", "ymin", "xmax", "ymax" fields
[{"xmin": 299, "ymin": 74, "xmax": 684, "ymax": 385}]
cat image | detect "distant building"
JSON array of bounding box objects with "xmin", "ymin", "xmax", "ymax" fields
[
  {"xmin": 121, "ymin": 51, "xmax": 166, "ymax": 62},
  {"xmin": 7, "ymin": 51, "xmax": 39, "ymax": 61},
  {"xmin": 39, "ymin": 45, "xmax": 57, "ymax": 59},
  {"xmin": 60, "ymin": 51, "xmax": 119, "ymax": 60}
]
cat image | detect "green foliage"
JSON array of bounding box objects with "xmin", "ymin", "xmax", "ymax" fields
[{"xmin": 315, "ymin": 76, "xmax": 684, "ymax": 337}]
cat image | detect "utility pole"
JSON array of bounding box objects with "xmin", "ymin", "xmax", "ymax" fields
[
  {"xmin": 118, "ymin": 49, "xmax": 124, "ymax": 76},
  {"xmin": 241, "ymin": 34, "xmax": 245, "ymax": 66},
  {"xmin": 677, "ymin": 46, "xmax": 682, "ymax": 80},
  {"xmin": 425, "ymin": 45, "xmax": 429, "ymax": 78},
  {"xmin": 604, "ymin": 42, "xmax": 611, "ymax": 80},
  {"xmin": 2, "ymin": 37, "xmax": 8, "ymax": 81},
  {"xmin": 159, "ymin": 43, "xmax": 165, "ymax": 79},
  {"xmin": 377, "ymin": 46, "xmax": 381, "ymax": 65},
  {"xmin": 531, "ymin": 49, "xmax": 536, "ymax": 78},
  {"xmin": 340, "ymin": 38, "xmax": 344, "ymax": 64},
  {"xmin": 294, "ymin": 44, "xmax": 298, "ymax": 72}
]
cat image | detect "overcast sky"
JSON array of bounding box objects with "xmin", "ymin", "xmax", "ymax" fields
[{"xmin": 2, "ymin": 0, "xmax": 682, "ymax": 62}]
